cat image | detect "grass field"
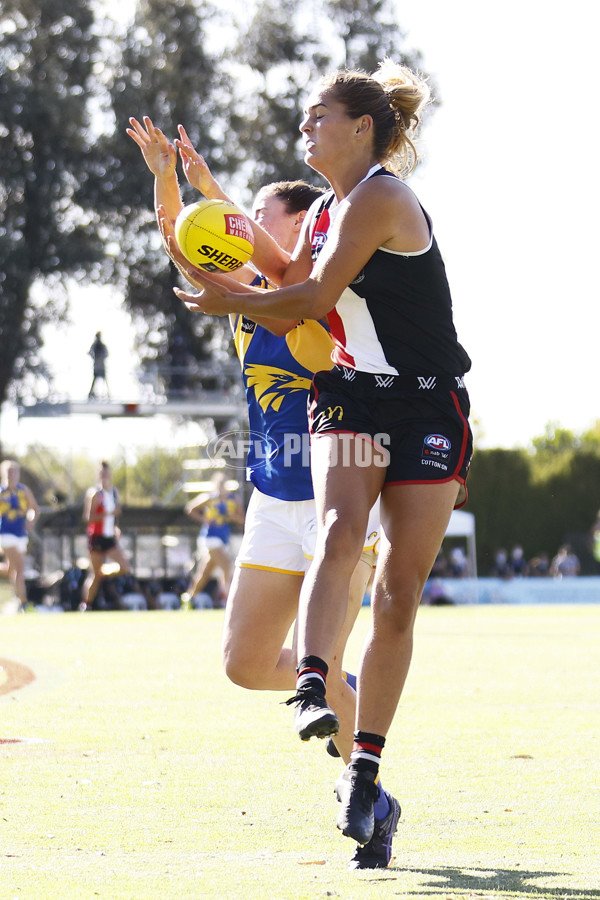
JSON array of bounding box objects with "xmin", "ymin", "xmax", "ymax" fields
[{"xmin": 1, "ymin": 602, "xmax": 599, "ymax": 900}]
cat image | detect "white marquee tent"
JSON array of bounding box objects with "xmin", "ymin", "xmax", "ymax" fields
[{"xmin": 444, "ymin": 509, "xmax": 477, "ymax": 578}]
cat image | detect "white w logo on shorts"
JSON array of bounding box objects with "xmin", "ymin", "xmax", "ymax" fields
[
  {"xmin": 417, "ymin": 376, "xmax": 437, "ymax": 390},
  {"xmin": 374, "ymin": 375, "xmax": 395, "ymax": 388}
]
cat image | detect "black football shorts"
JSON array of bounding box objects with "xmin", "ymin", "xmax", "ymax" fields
[{"xmin": 308, "ymin": 365, "xmax": 473, "ymax": 507}]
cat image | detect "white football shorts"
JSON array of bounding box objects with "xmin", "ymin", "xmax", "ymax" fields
[
  {"xmin": 0, "ymin": 533, "xmax": 29, "ymax": 553},
  {"xmin": 236, "ymin": 490, "xmax": 381, "ymax": 575},
  {"xmin": 235, "ymin": 490, "xmax": 316, "ymax": 575},
  {"xmin": 197, "ymin": 535, "xmax": 228, "ymax": 553}
]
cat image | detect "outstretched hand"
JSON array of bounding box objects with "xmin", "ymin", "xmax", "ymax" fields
[
  {"xmin": 173, "ymin": 275, "xmax": 234, "ymax": 317},
  {"xmin": 175, "ymin": 125, "xmax": 229, "ymax": 200},
  {"xmin": 173, "ymin": 267, "xmax": 264, "ymax": 317},
  {"xmin": 126, "ymin": 116, "xmax": 177, "ymax": 177}
]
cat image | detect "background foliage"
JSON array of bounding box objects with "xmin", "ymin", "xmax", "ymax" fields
[
  {"xmin": 466, "ymin": 422, "xmax": 600, "ymax": 574},
  {"xmin": 0, "ymin": 0, "xmax": 107, "ymax": 405},
  {"xmin": 0, "ymin": 0, "xmax": 423, "ymax": 408}
]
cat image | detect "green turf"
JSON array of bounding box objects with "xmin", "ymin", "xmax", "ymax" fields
[{"xmin": 1, "ymin": 604, "xmax": 599, "ymax": 899}]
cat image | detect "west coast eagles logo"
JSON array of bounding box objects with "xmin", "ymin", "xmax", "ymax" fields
[{"xmin": 245, "ymin": 364, "xmax": 312, "ymax": 412}]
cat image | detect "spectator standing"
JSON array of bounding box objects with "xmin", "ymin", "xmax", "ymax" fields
[
  {"xmin": 529, "ymin": 553, "xmax": 550, "ymax": 577},
  {"xmin": 88, "ymin": 331, "xmax": 110, "ymax": 400},
  {"xmin": 448, "ymin": 546, "xmax": 468, "ymax": 578},
  {"xmin": 60, "ymin": 557, "xmax": 85, "ymax": 611},
  {"xmin": 167, "ymin": 333, "xmax": 191, "ymax": 397}
]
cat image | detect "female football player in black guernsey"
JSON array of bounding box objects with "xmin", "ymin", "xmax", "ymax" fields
[{"xmin": 175, "ymin": 59, "xmax": 473, "ymax": 851}]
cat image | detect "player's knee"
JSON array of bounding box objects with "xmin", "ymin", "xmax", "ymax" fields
[
  {"xmin": 222, "ymin": 643, "xmax": 261, "ymax": 689},
  {"xmin": 372, "ymin": 579, "xmax": 421, "ymax": 635},
  {"xmin": 224, "ymin": 661, "xmax": 261, "ymax": 690},
  {"xmin": 317, "ymin": 512, "xmax": 364, "ymax": 563}
]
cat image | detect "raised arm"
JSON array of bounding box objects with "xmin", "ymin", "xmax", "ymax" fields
[
  {"xmin": 126, "ymin": 116, "xmax": 182, "ymax": 223},
  {"xmin": 128, "ymin": 118, "xmax": 305, "ymax": 334},
  {"xmin": 175, "ymin": 125, "xmax": 291, "ymax": 287},
  {"xmin": 157, "ymin": 207, "xmax": 301, "ymax": 336},
  {"xmin": 175, "ymin": 125, "xmax": 231, "ymax": 202}
]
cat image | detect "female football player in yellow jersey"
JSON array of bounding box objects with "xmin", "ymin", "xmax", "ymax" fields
[
  {"xmin": 184, "ymin": 471, "xmax": 245, "ymax": 599},
  {"xmin": 0, "ymin": 459, "xmax": 39, "ymax": 612}
]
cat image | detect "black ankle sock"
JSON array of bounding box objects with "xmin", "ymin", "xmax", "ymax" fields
[
  {"xmin": 350, "ymin": 731, "xmax": 386, "ymax": 777},
  {"xmin": 349, "ymin": 757, "xmax": 380, "ymax": 777},
  {"xmin": 296, "ymin": 655, "xmax": 328, "ymax": 694}
]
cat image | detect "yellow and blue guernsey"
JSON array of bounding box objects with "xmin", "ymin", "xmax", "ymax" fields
[
  {"xmin": 0, "ymin": 483, "xmax": 29, "ymax": 538},
  {"xmin": 200, "ymin": 495, "xmax": 240, "ymax": 544},
  {"xmin": 232, "ymin": 295, "xmax": 333, "ymax": 501}
]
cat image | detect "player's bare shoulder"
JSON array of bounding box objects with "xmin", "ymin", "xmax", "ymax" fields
[
  {"xmin": 352, "ymin": 172, "xmax": 415, "ymax": 212},
  {"xmin": 338, "ymin": 174, "xmax": 416, "ymax": 250},
  {"xmin": 355, "ymin": 174, "xmax": 429, "ymax": 253}
]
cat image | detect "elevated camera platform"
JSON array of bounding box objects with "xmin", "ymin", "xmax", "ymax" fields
[{"xmin": 17, "ymin": 398, "xmax": 247, "ymax": 423}]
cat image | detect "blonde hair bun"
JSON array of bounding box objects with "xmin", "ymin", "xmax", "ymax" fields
[{"xmin": 373, "ymin": 58, "xmax": 431, "ymax": 134}]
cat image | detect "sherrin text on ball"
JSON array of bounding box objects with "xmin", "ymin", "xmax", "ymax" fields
[{"xmin": 174, "ymin": 199, "xmax": 255, "ymax": 272}]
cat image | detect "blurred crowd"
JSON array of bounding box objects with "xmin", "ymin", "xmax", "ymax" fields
[
  {"xmin": 488, "ymin": 544, "xmax": 582, "ymax": 579},
  {"xmin": 430, "ymin": 542, "xmax": 584, "ymax": 581},
  {"xmin": 56, "ymin": 562, "xmax": 227, "ymax": 613}
]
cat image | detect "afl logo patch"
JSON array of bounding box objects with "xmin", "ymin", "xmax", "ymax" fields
[
  {"xmin": 422, "ymin": 434, "xmax": 451, "ymax": 470},
  {"xmin": 424, "ymin": 434, "xmax": 451, "ymax": 451},
  {"xmin": 312, "ymin": 232, "xmax": 327, "ymax": 253}
]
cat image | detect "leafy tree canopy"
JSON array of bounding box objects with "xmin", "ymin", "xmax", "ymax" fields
[
  {"xmin": 1, "ymin": 0, "xmax": 432, "ymax": 409},
  {"xmin": 0, "ymin": 0, "xmax": 107, "ymax": 406}
]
